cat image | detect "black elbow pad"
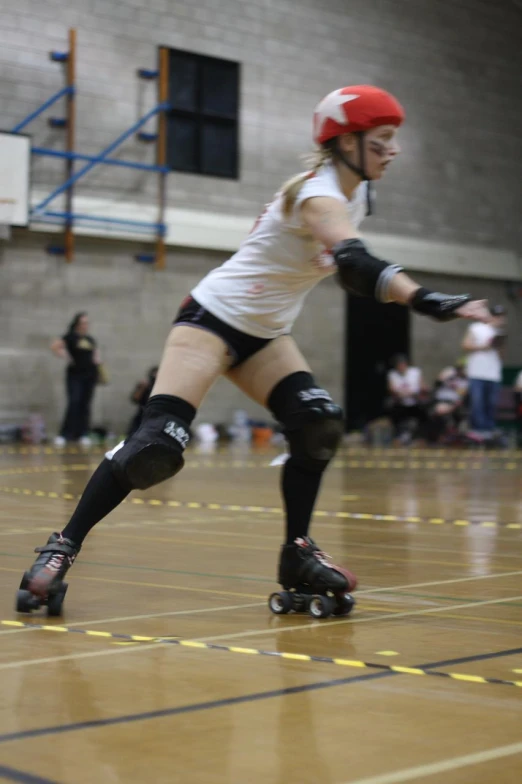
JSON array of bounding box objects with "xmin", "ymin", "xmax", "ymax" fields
[{"xmin": 332, "ymin": 239, "xmax": 403, "ymax": 302}]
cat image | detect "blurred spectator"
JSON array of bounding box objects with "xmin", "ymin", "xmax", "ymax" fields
[
  {"xmin": 425, "ymin": 362, "xmax": 469, "ymax": 444},
  {"xmin": 387, "ymin": 354, "xmax": 428, "ymax": 443},
  {"xmin": 461, "ymin": 305, "xmax": 506, "ymax": 441},
  {"xmin": 51, "ymin": 312, "xmax": 100, "ymax": 447},
  {"xmin": 452, "ymin": 357, "xmax": 469, "ymax": 398},
  {"xmin": 127, "ymin": 366, "xmax": 158, "ymax": 437}
]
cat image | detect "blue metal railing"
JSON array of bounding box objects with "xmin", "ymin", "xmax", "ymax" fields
[
  {"xmin": 32, "ymin": 102, "xmax": 170, "ymax": 214},
  {"xmin": 11, "ymin": 86, "xmax": 74, "ymax": 133},
  {"xmin": 31, "ymin": 147, "xmax": 169, "ymax": 174},
  {"xmin": 32, "ymin": 210, "xmax": 166, "ymax": 235}
]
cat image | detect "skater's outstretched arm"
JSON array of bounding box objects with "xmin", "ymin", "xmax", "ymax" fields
[{"xmin": 301, "ymin": 196, "xmax": 491, "ymax": 322}]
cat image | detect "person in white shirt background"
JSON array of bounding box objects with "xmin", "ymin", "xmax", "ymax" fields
[
  {"xmin": 387, "ymin": 354, "xmax": 427, "ymax": 443},
  {"xmin": 17, "ymin": 85, "xmax": 493, "ymax": 618},
  {"xmin": 462, "ymin": 304, "xmax": 506, "ymax": 441}
]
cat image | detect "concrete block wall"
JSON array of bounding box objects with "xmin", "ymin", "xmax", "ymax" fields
[
  {"xmin": 0, "ymin": 232, "xmax": 345, "ymax": 432},
  {"xmin": 0, "ymin": 0, "xmax": 521, "ymax": 247},
  {"xmin": 2, "ymin": 232, "xmax": 520, "ymax": 434}
]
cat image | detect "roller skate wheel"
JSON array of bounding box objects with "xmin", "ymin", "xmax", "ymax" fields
[
  {"xmin": 47, "ymin": 584, "xmax": 68, "ymax": 618},
  {"xmin": 16, "ymin": 589, "xmax": 40, "ymax": 614},
  {"xmin": 309, "ymin": 594, "xmax": 334, "ymax": 619},
  {"xmin": 268, "ymin": 591, "xmax": 293, "ymax": 615},
  {"xmin": 333, "ymin": 593, "xmax": 355, "ymax": 617}
]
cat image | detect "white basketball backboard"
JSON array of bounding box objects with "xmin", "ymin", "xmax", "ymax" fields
[{"xmin": 0, "ymin": 131, "xmax": 31, "ymax": 227}]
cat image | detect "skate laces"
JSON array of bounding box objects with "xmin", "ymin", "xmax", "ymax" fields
[
  {"xmin": 37, "ymin": 534, "xmax": 78, "ymax": 570},
  {"xmin": 314, "ymin": 548, "xmax": 333, "ymax": 568},
  {"xmin": 295, "ymin": 537, "xmax": 334, "ymax": 569},
  {"xmin": 46, "ymin": 553, "xmax": 66, "ymax": 573}
]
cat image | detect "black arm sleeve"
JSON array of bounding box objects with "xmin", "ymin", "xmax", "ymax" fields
[{"xmin": 332, "ymin": 239, "xmax": 403, "ymax": 302}]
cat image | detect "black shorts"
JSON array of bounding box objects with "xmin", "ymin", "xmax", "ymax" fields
[{"xmin": 173, "ymin": 296, "xmax": 273, "ymax": 368}]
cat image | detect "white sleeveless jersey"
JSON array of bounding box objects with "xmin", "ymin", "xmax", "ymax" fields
[{"xmin": 191, "ymin": 163, "xmax": 368, "ymax": 338}]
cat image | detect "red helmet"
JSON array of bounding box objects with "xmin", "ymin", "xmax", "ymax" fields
[{"xmin": 313, "ymin": 85, "xmax": 405, "ymax": 145}]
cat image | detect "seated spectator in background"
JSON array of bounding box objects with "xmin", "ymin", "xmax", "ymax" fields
[
  {"xmin": 127, "ymin": 366, "xmax": 158, "ymax": 437},
  {"xmin": 387, "ymin": 355, "xmax": 428, "ymax": 443},
  {"xmin": 453, "ymin": 358, "xmax": 470, "ymax": 399},
  {"xmin": 514, "ymin": 370, "xmax": 522, "ymax": 446},
  {"xmin": 425, "ymin": 362, "xmax": 469, "ymax": 443},
  {"xmin": 461, "ymin": 304, "xmax": 506, "ymax": 442}
]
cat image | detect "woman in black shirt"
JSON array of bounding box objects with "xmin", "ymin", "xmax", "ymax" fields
[{"xmin": 51, "ymin": 312, "xmax": 100, "ymax": 446}]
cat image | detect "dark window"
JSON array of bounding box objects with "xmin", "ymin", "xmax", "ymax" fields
[{"xmin": 165, "ymin": 48, "xmax": 240, "ymax": 179}]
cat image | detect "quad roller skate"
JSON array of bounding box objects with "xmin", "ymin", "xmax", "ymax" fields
[
  {"xmin": 16, "ymin": 533, "xmax": 81, "ymax": 617},
  {"xmin": 268, "ymin": 536, "xmax": 357, "ymax": 620}
]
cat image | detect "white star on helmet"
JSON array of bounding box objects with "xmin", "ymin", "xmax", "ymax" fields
[{"xmin": 314, "ymin": 90, "xmax": 359, "ymax": 137}]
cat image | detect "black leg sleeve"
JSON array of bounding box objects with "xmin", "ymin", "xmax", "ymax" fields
[{"xmin": 61, "ymin": 459, "xmax": 131, "ymax": 545}]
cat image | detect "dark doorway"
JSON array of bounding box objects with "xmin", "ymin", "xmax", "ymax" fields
[{"xmin": 344, "ymin": 293, "xmax": 410, "ymax": 431}]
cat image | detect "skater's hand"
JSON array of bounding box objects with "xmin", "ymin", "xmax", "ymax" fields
[{"xmin": 454, "ymin": 299, "xmax": 492, "ymax": 323}]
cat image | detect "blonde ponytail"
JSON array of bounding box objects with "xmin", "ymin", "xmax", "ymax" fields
[{"xmin": 281, "ymin": 147, "xmax": 332, "ymax": 220}]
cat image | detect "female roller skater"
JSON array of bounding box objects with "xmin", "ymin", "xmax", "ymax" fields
[{"xmin": 17, "ymin": 86, "xmax": 491, "ymax": 619}]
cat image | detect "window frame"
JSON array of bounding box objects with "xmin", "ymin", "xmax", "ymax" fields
[{"xmin": 163, "ymin": 46, "xmax": 241, "ymax": 180}]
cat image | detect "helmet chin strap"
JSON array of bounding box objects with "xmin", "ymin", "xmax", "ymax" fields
[
  {"xmin": 331, "ymin": 134, "xmax": 373, "ymax": 216},
  {"xmin": 335, "ymin": 133, "xmax": 367, "ymax": 179}
]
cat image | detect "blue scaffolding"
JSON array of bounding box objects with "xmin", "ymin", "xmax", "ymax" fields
[{"xmin": 10, "ymin": 29, "xmax": 171, "ymax": 267}]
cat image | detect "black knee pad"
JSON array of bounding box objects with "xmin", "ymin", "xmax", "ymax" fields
[
  {"xmin": 268, "ymin": 371, "xmax": 344, "ymax": 471},
  {"xmin": 108, "ymin": 395, "xmax": 194, "ymax": 490}
]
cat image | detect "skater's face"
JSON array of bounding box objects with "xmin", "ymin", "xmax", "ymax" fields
[
  {"xmin": 76, "ymin": 315, "xmax": 90, "ymax": 335},
  {"xmin": 364, "ymin": 125, "xmax": 401, "ymax": 180},
  {"xmin": 337, "ymin": 125, "xmax": 401, "ymax": 181}
]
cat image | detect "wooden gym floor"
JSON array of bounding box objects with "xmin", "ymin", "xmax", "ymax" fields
[{"xmin": 0, "ymin": 442, "xmax": 521, "ymax": 784}]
